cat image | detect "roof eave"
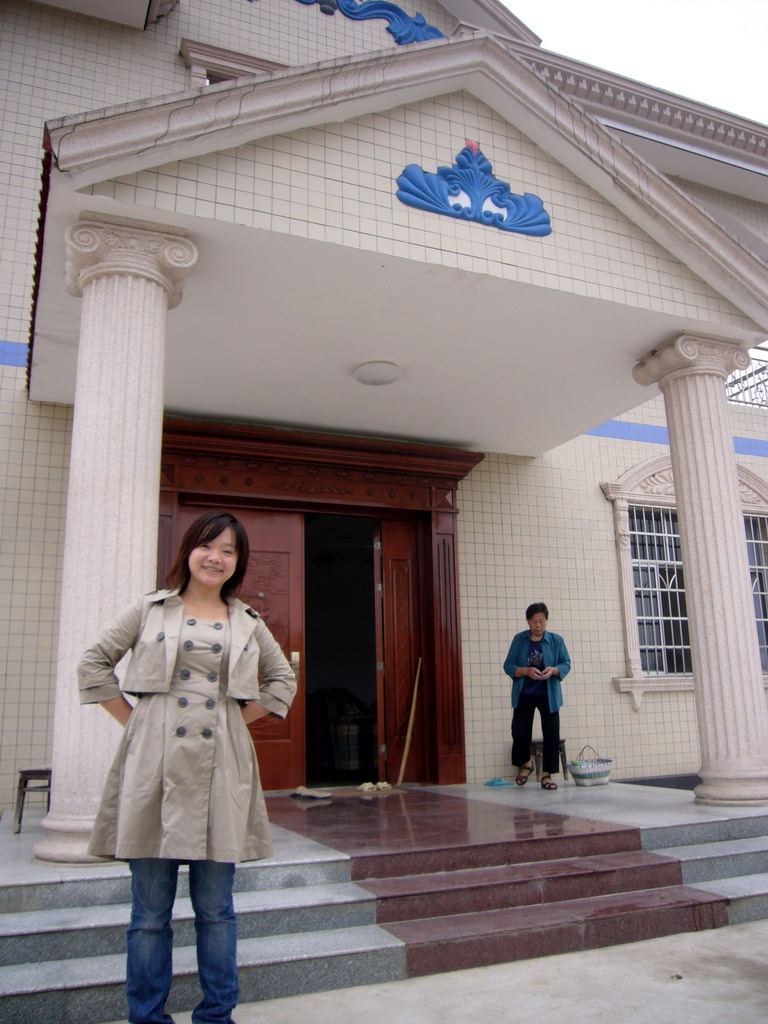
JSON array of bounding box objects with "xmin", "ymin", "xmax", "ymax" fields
[{"xmin": 44, "ymin": 31, "xmax": 768, "ymax": 331}]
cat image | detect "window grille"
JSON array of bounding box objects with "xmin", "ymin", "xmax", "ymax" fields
[
  {"xmin": 629, "ymin": 506, "xmax": 690, "ymax": 674},
  {"xmin": 746, "ymin": 515, "xmax": 768, "ymax": 672},
  {"xmin": 630, "ymin": 506, "xmax": 768, "ymax": 675}
]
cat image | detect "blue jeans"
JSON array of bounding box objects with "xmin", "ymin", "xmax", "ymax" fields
[{"xmin": 127, "ymin": 859, "xmax": 238, "ymax": 1024}]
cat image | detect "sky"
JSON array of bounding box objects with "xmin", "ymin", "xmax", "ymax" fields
[{"xmin": 498, "ymin": 0, "xmax": 768, "ymax": 127}]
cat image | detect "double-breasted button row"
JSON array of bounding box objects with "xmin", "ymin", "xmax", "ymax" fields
[
  {"xmin": 176, "ymin": 696, "xmax": 216, "ymax": 709},
  {"xmin": 178, "ymin": 669, "xmax": 218, "ymax": 683},
  {"xmin": 175, "ymin": 726, "xmax": 214, "ymax": 738}
]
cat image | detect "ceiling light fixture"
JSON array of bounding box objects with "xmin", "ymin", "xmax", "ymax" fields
[{"xmin": 352, "ymin": 361, "xmax": 403, "ymax": 386}]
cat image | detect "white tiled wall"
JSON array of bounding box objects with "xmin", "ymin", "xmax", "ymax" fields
[
  {"xmin": 458, "ymin": 395, "xmax": 768, "ymax": 784},
  {"xmin": 0, "ymin": 362, "xmax": 71, "ymax": 806},
  {"xmin": 88, "ymin": 92, "xmax": 754, "ymax": 329}
]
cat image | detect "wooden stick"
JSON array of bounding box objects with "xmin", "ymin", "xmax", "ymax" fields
[{"xmin": 395, "ymin": 657, "xmax": 422, "ymax": 786}]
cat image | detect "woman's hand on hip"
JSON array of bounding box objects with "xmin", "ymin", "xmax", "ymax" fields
[
  {"xmin": 240, "ymin": 702, "xmax": 272, "ymax": 725},
  {"xmin": 99, "ymin": 695, "xmax": 134, "ymax": 727}
]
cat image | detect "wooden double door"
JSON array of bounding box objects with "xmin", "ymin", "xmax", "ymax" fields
[{"xmin": 174, "ymin": 504, "xmax": 425, "ymax": 791}]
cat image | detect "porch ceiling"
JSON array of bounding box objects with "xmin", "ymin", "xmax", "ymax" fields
[
  {"xmin": 31, "ymin": 195, "xmax": 761, "ymax": 457},
  {"xmin": 31, "ymin": 32, "xmax": 768, "ymax": 456}
]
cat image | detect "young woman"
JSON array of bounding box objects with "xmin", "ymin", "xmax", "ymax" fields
[
  {"xmin": 503, "ymin": 602, "xmax": 571, "ymax": 791},
  {"xmin": 78, "ymin": 510, "xmax": 296, "ymax": 1024}
]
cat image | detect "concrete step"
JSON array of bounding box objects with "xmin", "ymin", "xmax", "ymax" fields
[
  {"xmin": 640, "ymin": 813, "xmax": 768, "ymax": 851},
  {"xmin": 690, "ymin": 872, "xmax": 768, "ymax": 924},
  {"xmin": 658, "ymin": 835, "xmax": 768, "ymax": 884},
  {"xmin": 0, "ymin": 881, "xmax": 376, "ymax": 967},
  {"xmin": 0, "ymin": 923, "xmax": 406, "ymax": 1024},
  {"xmin": 2, "ymin": 800, "xmax": 763, "ymax": 1024},
  {"xmin": 382, "ymin": 885, "xmax": 729, "ymax": 977},
  {"xmin": 361, "ymin": 850, "xmax": 683, "ymax": 922},
  {"xmin": 0, "ymin": 849, "xmax": 351, "ymax": 914}
]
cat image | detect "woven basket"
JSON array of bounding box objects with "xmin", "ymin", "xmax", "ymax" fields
[{"xmin": 568, "ymin": 745, "xmax": 614, "ymax": 786}]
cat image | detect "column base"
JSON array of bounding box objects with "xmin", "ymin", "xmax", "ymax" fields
[
  {"xmin": 694, "ymin": 777, "xmax": 768, "ymax": 806},
  {"xmin": 33, "ymin": 812, "xmax": 105, "ymax": 864}
]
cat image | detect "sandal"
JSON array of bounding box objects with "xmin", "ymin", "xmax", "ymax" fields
[
  {"xmin": 515, "ymin": 763, "xmax": 533, "ymax": 786},
  {"xmin": 540, "ymin": 774, "xmax": 558, "ymax": 790}
]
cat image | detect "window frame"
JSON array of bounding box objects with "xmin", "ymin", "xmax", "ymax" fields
[
  {"xmin": 179, "ymin": 39, "xmax": 287, "ymax": 89},
  {"xmin": 602, "ymin": 454, "xmax": 768, "ymax": 710}
]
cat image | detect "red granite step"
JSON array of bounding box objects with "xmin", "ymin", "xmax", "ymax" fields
[
  {"xmin": 382, "ymin": 885, "xmax": 729, "ymax": 976},
  {"xmin": 348, "ymin": 824, "xmax": 642, "ymax": 880},
  {"xmin": 361, "ymin": 850, "xmax": 683, "ymax": 922}
]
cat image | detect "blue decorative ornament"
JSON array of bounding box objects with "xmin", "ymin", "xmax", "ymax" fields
[
  {"xmin": 396, "ymin": 142, "xmax": 552, "ymax": 236},
  {"xmin": 295, "ymin": 0, "xmax": 443, "ymax": 45}
]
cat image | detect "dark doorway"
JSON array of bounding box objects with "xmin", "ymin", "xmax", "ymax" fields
[
  {"xmin": 162, "ymin": 420, "xmax": 482, "ymax": 785},
  {"xmin": 304, "ymin": 514, "xmax": 378, "ymax": 786}
]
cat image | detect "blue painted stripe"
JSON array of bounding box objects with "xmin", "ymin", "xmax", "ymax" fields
[
  {"xmin": 0, "ymin": 341, "xmax": 28, "ymax": 367},
  {"xmin": 586, "ymin": 420, "xmax": 669, "ymax": 444},
  {"xmin": 734, "ymin": 436, "xmax": 768, "ymax": 457},
  {"xmin": 588, "ymin": 418, "xmax": 768, "ymax": 458}
]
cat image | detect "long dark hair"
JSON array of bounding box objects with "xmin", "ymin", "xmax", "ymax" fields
[{"xmin": 166, "ymin": 510, "xmax": 250, "ymax": 599}]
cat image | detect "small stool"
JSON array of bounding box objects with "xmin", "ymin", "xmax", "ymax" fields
[
  {"xmin": 530, "ymin": 740, "xmax": 569, "ymax": 782},
  {"xmin": 13, "ymin": 767, "xmax": 52, "ymax": 834}
]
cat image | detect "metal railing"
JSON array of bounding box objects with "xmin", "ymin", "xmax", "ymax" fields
[{"xmin": 727, "ymin": 350, "xmax": 768, "ymax": 407}]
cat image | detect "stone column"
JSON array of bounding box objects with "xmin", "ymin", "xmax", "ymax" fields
[
  {"xmin": 34, "ymin": 214, "xmax": 197, "ymax": 862},
  {"xmin": 634, "ymin": 332, "xmax": 768, "ymax": 805}
]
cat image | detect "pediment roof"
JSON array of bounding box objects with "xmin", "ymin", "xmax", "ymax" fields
[
  {"xmin": 45, "ymin": 31, "xmax": 768, "ymax": 331},
  {"xmin": 32, "ymin": 29, "xmax": 768, "ymax": 454}
]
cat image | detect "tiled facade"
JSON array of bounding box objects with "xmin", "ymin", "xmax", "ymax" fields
[
  {"xmin": 459, "ymin": 396, "xmax": 768, "ymax": 784},
  {"xmin": 87, "ymin": 98, "xmax": 753, "ymax": 326},
  {"xmin": 1, "ymin": 0, "xmax": 767, "ymax": 807}
]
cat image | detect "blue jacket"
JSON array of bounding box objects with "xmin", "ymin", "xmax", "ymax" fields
[{"xmin": 503, "ymin": 629, "xmax": 571, "ymax": 713}]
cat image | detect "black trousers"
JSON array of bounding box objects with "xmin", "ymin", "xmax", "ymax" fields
[{"xmin": 511, "ymin": 693, "xmax": 561, "ymax": 775}]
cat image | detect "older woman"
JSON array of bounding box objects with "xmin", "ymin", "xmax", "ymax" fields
[{"xmin": 503, "ymin": 602, "xmax": 571, "ymax": 791}]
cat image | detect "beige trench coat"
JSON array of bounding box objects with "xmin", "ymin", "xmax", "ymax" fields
[{"xmin": 78, "ymin": 589, "xmax": 296, "ymax": 862}]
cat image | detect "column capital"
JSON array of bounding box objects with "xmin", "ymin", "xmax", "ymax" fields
[
  {"xmin": 64, "ymin": 213, "xmax": 197, "ymax": 309},
  {"xmin": 633, "ymin": 332, "xmax": 750, "ymax": 388}
]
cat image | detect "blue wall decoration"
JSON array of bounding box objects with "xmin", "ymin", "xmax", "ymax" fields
[
  {"xmin": 292, "ymin": 0, "xmax": 443, "ymax": 45},
  {"xmin": 396, "ymin": 141, "xmax": 552, "ymax": 236}
]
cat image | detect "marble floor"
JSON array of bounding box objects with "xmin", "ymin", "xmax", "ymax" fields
[
  {"xmin": 6, "ymin": 780, "xmax": 768, "ymax": 888},
  {"xmin": 6, "ymin": 781, "xmax": 768, "ymax": 1024},
  {"xmin": 266, "ymin": 785, "xmax": 640, "ymax": 880}
]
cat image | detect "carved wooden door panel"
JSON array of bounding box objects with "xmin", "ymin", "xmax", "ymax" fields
[
  {"xmin": 380, "ymin": 518, "xmax": 425, "ymax": 783},
  {"xmin": 179, "ymin": 505, "xmax": 305, "ymax": 790}
]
